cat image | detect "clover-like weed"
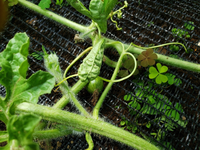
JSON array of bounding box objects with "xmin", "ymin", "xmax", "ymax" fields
[
  {"xmin": 137, "ymin": 49, "xmax": 158, "ymax": 67},
  {"xmin": 149, "ymin": 63, "xmax": 168, "ymax": 84},
  {"xmin": 118, "ymin": 55, "xmax": 139, "ymax": 77},
  {"xmin": 172, "ymin": 28, "xmax": 190, "ymax": 38}
]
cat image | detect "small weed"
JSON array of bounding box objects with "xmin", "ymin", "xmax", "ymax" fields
[
  {"xmin": 121, "ymin": 79, "xmax": 187, "ymax": 143},
  {"xmin": 30, "ymin": 51, "xmax": 44, "ymax": 60},
  {"xmin": 137, "ymin": 49, "xmax": 158, "ymax": 67},
  {"xmin": 184, "ymin": 21, "xmax": 194, "ymax": 31}
]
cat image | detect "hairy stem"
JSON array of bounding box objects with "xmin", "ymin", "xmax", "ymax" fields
[
  {"xmin": 106, "ymin": 38, "xmax": 200, "ymax": 73},
  {"xmin": 18, "ymin": 0, "xmax": 200, "ymax": 73},
  {"xmin": 16, "ymin": 102, "xmax": 159, "ymax": 150},
  {"xmin": 33, "ymin": 128, "xmax": 72, "ymax": 140}
]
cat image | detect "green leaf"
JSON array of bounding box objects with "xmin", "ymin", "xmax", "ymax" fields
[
  {"xmin": 89, "ymin": 0, "xmax": 118, "ymax": 33},
  {"xmin": 7, "ymin": 0, "xmax": 18, "ymax": 6},
  {"xmin": 149, "ymin": 63, "xmax": 168, "ymax": 84},
  {"xmin": 38, "ymin": 0, "xmax": 51, "ymax": 9},
  {"xmin": 165, "ymin": 73, "xmax": 175, "ymax": 85},
  {"xmin": 146, "ymin": 122, "xmax": 151, "ymax": 128},
  {"xmin": 124, "ymin": 94, "xmax": 133, "ymax": 101},
  {"xmin": 118, "ymin": 70, "xmax": 129, "ymax": 78},
  {"xmin": 8, "ymin": 114, "xmax": 40, "ymax": 149},
  {"xmin": 132, "ymin": 126, "xmax": 137, "ymax": 133},
  {"xmin": 0, "ymin": 32, "xmax": 55, "ymax": 109},
  {"xmin": 156, "ymin": 74, "xmax": 168, "ymax": 84},
  {"xmin": 149, "ymin": 67, "xmax": 159, "ymax": 79},
  {"xmin": 78, "ymin": 39, "xmax": 105, "ymax": 82},
  {"xmin": 0, "ymin": 111, "xmax": 8, "ymax": 124},
  {"xmin": 184, "ymin": 21, "xmax": 194, "ymax": 30},
  {"xmin": 174, "ymin": 78, "xmax": 182, "ymax": 86},
  {"xmin": 169, "ymin": 45, "xmax": 179, "ymax": 52},
  {"xmin": 128, "ymin": 101, "xmax": 141, "ymax": 110},
  {"xmin": 120, "ymin": 121, "xmax": 125, "ymax": 126},
  {"xmin": 67, "ymin": 0, "xmax": 92, "ymax": 19},
  {"xmin": 157, "ymin": 63, "xmax": 168, "ymax": 73}
]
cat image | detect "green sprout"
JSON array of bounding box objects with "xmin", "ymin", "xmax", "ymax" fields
[
  {"xmin": 184, "ymin": 21, "xmax": 194, "ymax": 31},
  {"xmin": 172, "ymin": 28, "xmax": 190, "ymax": 39},
  {"xmin": 149, "ymin": 63, "xmax": 168, "ymax": 84},
  {"xmin": 30, "ymin": 51, "xmax": 44, "ymax": 60},
  {"xmin": 56, "ymin": 0, "xmax": 63, "ymax": 6},
  {"xmin": 169, "ymin": 45, "xmax": 179, "ymax": 52}
]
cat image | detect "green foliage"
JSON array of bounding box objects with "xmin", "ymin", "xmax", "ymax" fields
[
  {"xmin": 121, "ymin": 80, "xmax": 187, "ymax": 142},
  {"xmin": 172, "ymin": 28, "xmax": 190, "ymax": 39},
  {"xmin": 56, "ymin": 0, "xmax": 63, "ymax": 6},
  {"xmin": 169, "ymin": 45, "xmax": 179, "ymax": 52},
  {"xmin": 78, "ymin": 38, "xmax": 105, "ymax": 82},
  {"xmin": 147, "ymin": 21, "xmax": 154, "ymax": 27},
  {"xmin": 137, "ymin": 49, "xmax": 158, "ymax": 67},
  {"xmin": 165, "ymin": 73, "xmax": 182, "ymax": 86},
  {"xmin": 0, "ymin": 33, "xmax": 55, "ymax": 149},
  {"xmin": 118, "ymin": 55, "xmax": 139, "ymax": 78},
  {"xmin": 149, "ymin": 63, "xmax": 168, "ymax": 84},
  {"xmin": 7, "ymin": 114, "xmax": 41, "ymax": 149},
  {"xmin": 66, "ymin": 0, "xmax": 92, "ymax": 19},
  {"xmin": 30, "ymin": 51, "xmax": 44, "ymax": 60},
  {"xmin": 89, "ymin": 0, "xmax": 118, "ymax": 33},
  {"xmin": 120, "ymin": 118, "xmax": 138, "ymax": 133},
  {"xmin": 184, "ymin": 21, "xmax": 194, "ymax": 30},
  {"xmin": 38, "ymin": 0, "xmax": 51, "ymax": 9}
]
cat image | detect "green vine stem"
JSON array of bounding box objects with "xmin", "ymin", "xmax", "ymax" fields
[
  {"xmin": 63, "ymin": 47, "xmax": 92, "ymax": 78},
  {"xmin": 93, "ymin": 43, "xmax": 134, "ymax": 119},
  {"xmin": 16, "ymin": 102, "xmax": 159, "ymax": 150},
  {"xmin": 131, "ymin": 42, "xmax": 188, "ymax": 53},
  {"xmin": 106, "ymin": 38, "xmax": 200, "ymax": 73},
  {"xmin": 18, "ymin": 0, "xmax": 200, "ymax": 73},
  {"xmin": 98, "ymin": 52, "xmax": 137, "ymax": 83},
  {"xmin": 85, "ymin": 132, "xmax": 94, "ymax": 150},
  {"xmin": 43, "ymin": 51, "xmax": 89, "ymax": 116},
  {"xmin": 33, "ymin": 128, "xmax": 72, "ymax": 140},
  {"xmin": 18, "ymin": 0, "xmax": 89, "ymax": 33}
]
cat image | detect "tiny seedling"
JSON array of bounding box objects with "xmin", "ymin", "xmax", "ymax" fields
[
  {"xmin": 147, "ymin": 21, "xmax": 154, "ymax": 27},
  {"xmin": 184, "ymin": 21, "xmax": 194, "ymax": 31},
  {"xmin": 172, "ymin": 28, "xmax": 190, "ymax": 39},
  {"xmin": 169, "ymin": 45, "xmax": 179, "ymax": 52},
  {"xmin": 30, "ymin": 51, "xmax": 44, "ymax": 60},
  {"xmin": 149, "ymin": 63, "xmax": 168, "ymax": 84}
]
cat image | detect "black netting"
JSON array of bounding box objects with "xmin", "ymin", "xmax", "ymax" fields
[{"xmin": 0, "ymin": 0, "xmax": 200, "ymax": 150}]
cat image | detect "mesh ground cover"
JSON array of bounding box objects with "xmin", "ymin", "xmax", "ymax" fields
[{"xmin": 0, "ymin": 0, "xmax": 200, "ymax": 150}]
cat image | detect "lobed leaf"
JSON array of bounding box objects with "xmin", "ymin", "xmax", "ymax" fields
[
  {"xmin": 149, "ymin": 66, "xmax": 158, "ymax": 79},
  {"xmin": 8, "ymin": 114, "xmax": 41, "ymax": 149},
  {"xmin": 0, "ymin": 33, "xmax": 55, "ymax": 111}
]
